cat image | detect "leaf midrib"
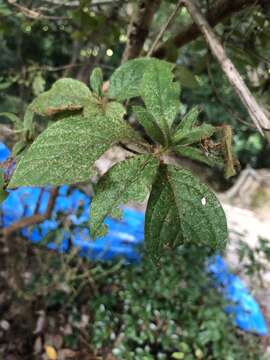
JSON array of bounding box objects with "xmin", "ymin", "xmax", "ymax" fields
[
  {"xmin": 152, "ymin": 65, "xmax": 171, "ymax": 145},
  {"xmin": 92, "ymin": 156, "xmax": 155, "ymax": 237},
  {"xmin": 165, "ymin": 166, "xmax": 217, "ymax": 243}
]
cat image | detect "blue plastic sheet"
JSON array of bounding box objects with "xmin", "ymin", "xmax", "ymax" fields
[
  {"xmin": 208, "ymin": 255, "xmax": 268, "ymax": 335},
  {"xmin": 0, "ymin": 142, "xmax": 268, "ymax": 336}
]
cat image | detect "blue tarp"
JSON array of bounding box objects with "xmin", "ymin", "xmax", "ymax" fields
[{"xmin": 0, "ymin": 142, "xmax": 268, "ymax": 336}]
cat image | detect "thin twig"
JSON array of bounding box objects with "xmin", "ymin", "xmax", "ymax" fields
[
  {"xmin": 206, "ymin": 55, "xmax": 256, "ymax": 129},
  {"xmin": 7, "ymin": 0, "xmax": 70, "ymax": 20},
  {"xmin": 147, "ymin": 1, "xmax": 183, "ymax": 57},
  {"xmin": 34, "ymin": 188, "xmax": 46, "ymax": 214},
  {"xmin": 2, "ymin": 187, "xmax": 59, "ymax": 237},
  {"xmin": 181, "ymin": 0, "xmax": 270, "ymax": 141},
  {"xmin": 42, "ymin": 0, "xmax": 79, "ymax": 7},
  {"xmin": 153, "ymin": 0, "xmax": 260, "ymax": 58},
  {"xmin": 42, "ymin": 0, "xmax": 127, "ymax": 8}
]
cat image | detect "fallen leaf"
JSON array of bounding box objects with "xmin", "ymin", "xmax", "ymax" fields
[{"xmin": 45, "ymin": 345, "xmax": 58, "ymax": 360}]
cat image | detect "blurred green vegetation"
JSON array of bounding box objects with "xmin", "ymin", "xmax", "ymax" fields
[
  {"xmin": 18, "ymin": 244, "xmax": 265, "ymax": 359},
  {"xmin": 0, "ymin": 0, "xmax": 270, "ymax": 171}
]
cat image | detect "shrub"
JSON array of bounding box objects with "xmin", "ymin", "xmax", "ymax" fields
[{"xmin": 87, "ymin": 246, "xmax": 263, "ymax": 359}]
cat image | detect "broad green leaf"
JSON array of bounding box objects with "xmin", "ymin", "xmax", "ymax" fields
[
  {"xmin": 173, "ymin": 123, "xmax": 216, "ymax": 145},
  {"xmin": 90, "ymin": 67, "xmax": 103, "ymax": 96},
  {"xmin": 173, "ymin": 146, "xmax": 224, "ymax": 167},
  {"xmin": 140, "ymin": 61, "xmax": 180, "ymax": 134},
  {"xmin": 90, "ymin": 154, "xmax": 159, "ymax": 238},
  {"xmin": 0, "ymin": 171, "xmax": 8, "ymax": 204},
  {"xmin": 133, "ymin": 106, "xmax": 166, "ymax": 145},
  {"xmin": 29, "ymin": 78, "xmax": 92, "ymax": 117},
  {"xmin": 145, "ymin": 164, "xmax": 227, "ymax": 261},
  {"xmin": 9, "ymin": 104, "xmax": 137, "ymax": 187},
  {"xmin": 176, "ymin": 106, "xmax": 200, "ymax": 131},
  {"xmin": 108, "ymin": 58, "xmax": 173, "ymax": 101},
  {"xmin": 104, "ymin": 102, "xmax": 143, "ymax": 143}
]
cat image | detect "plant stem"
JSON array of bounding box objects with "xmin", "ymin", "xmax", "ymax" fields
[
  {"xmin": 147, "ymin": 1, "xmax": 183, "ymax": 57},
  {"xmin": 1, "ymin": 187, "xmax": 59, "ymax": 236}
]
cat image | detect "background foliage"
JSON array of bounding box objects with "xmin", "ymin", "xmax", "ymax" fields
[
  {"xmin": 1, "ymin": 0, "xmax": 270, "ymax": 169},
  {"xmin": 0, "ymin": 0, "xmax": 270, "ymax": 358}
]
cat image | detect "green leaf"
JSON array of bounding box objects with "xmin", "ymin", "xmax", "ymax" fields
[
  {"xmin": 172, "ymin": 353, "xmax": 185, "ymax": 360},
  {"xmin": 173, "ymin": 146, "xmax": 224, "ymax": 167},
  {"xmin": 0, "ymin": 171, "xmax": 8, "ymax": 204},
  {"xmin": 108, "ymin": 58, "xmax": 173, "ymax": 101},
  {"xmin": 0, "ymin": 3, "xmax": 12, "ymax": 16},
  {"xmin": 29, "ymin": 78, "xmax": 92, "ymax": 117},
  {"xmin": 9, "ymin": 104, "xmax": 137, "ymax": 187},
  {"xmin": 32, "ymin": 72, "xmax": 46, "ymax": 96},
  {"xmin": 90, "ymin": 154, "xmax": 159, "ymax": 238},
  {"xmin": 104, "ymin": 102, "xmax": 143, "ymax": 143},
  {"xmin": 145, "ymin": 164, "xmax": 227, "ymax": 261},
  {"xmin": 0, "ymin": 112, "xmax": 20, "ymax": 124},
  {"xmin": 140, "ymin": 60, "xmax": 180, "ymax": 135},
  {"xmin": 133, "ymin": 106, "xmax": 166, "ymax": 145},
  {"xmin": 0, "ymin": 112, "xmax": 23, "ymax": 130},
  {"xmin": 175, "ymin": 106, "xmax": 200, "ymax": 131},
  {"xmin": 173, "ymin": 123, "xmax": 216, "ymax": 145},
  {"xmin": 174, "ymin": 65, "xmax": 199, "ymax": 89},
  {"xmin": 23, "ymin": 104, "xmax": 34, "ymax": 132},
  {"xmin": 12, "ymin": 140, "xmax": 28, "ymax": 157},
  {"xmin": 90, "ymin": 67, "xmax": 103, "ymax": 96}
]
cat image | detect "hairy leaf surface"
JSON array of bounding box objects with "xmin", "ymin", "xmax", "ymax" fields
[
  {"xmin": 173, "ymin": 123, "xmax": 216, "ymax": 145},
  {"xmin": 176, "ymin": 106, "xmax": 200, "ymax": 131},
  {"xmin": 90, "ymin": 67, "xmax": 103, "ymax": 96},
  {"xmin": 108, "ymin": 58, "xmax": 173, "ymax": 101},
  {"xmin": 140, "ymin": 61, "xmax": 180, "ymax": 133},
  {"xmin": 145, "ymin": 164, "xmax": 227, "ymax": 260},
  {"xmin": 133, "ymin": 106, "xmax": 166, "ymax": 145},
  {"xmin": 173, "ymin": 146, "xmax": 224, "ymax": 167},
  {"xmin": 29, "ymin": 78, "xmax": 92, "ymax": 117},
  {"xmin": 9, "ymin": 105, "xmax": 137, "ymax": 187},
  {"xmin": 90, "ymin": 154, "xmax": 159, "ymax": 238}
]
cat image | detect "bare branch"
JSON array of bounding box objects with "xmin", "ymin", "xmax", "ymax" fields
[
  {"xmin": 42, "ymin": 0, "xmax": 127, "ymax": 8},
  {"xmin": 122, "ymin": 0, "xmax": 162, "ymax": 63},
  {"xmin": 7, "ymin": 0, "xmax": 70, "ymax": 20},
  {"xmin": 181, "ymin": 0, "xmax": 270, "ymax": 141},
  {"xmin": 153, "ymin": 0, "xmax": 260, "ymax": 58},
  {"xmin": 2, "ymin": 187, "xmax": 59, "ymax": 237},
  {"xmin": 42, "ymin": 0, "xmax": 79, "ymax": 6},
  {"xmin": 147, "ymin": 1, "xmax": 183, "ymax": 57}
]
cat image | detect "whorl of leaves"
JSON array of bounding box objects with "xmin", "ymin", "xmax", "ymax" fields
[{"xmin": 6, "ymin": 58, "xmax": 232, "ymax": 261}]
